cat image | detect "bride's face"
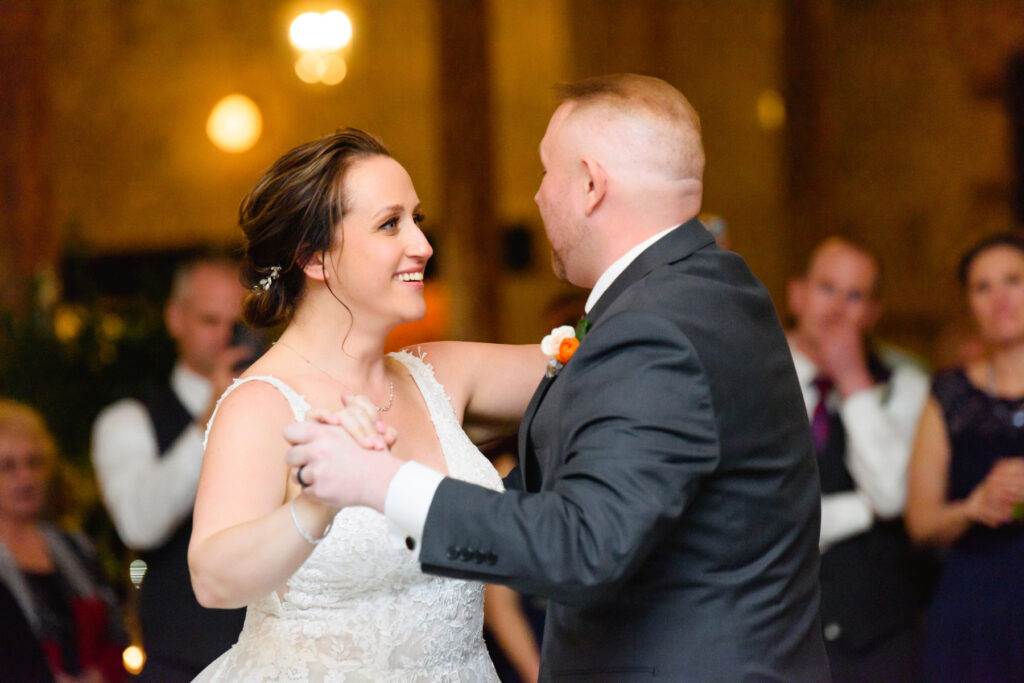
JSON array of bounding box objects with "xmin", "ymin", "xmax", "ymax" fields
[{"xmin": 324, "ymin": 155, "xmax": 433, "ymax": 326}]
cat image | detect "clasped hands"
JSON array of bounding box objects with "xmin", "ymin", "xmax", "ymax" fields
[
  {"xmin": 283, "ymin": 395, "xmax": 403, "ymax": 512},
  {"xmin": 965, "ymin": 456, "xmax": 1024, "ymax": 528}
]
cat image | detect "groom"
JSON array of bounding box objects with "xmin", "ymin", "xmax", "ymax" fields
[{"xmin": 286, "ymin": 74, "xmax": 830, "ymax": 681}]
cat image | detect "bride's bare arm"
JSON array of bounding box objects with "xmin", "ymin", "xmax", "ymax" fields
[
  {"xmin": 188, "ymin": 381, "xmax": 336, "ymax": 608},
  {"xmin": 413, "ymin": 342, "xmax": 547, "ymax": 437}
]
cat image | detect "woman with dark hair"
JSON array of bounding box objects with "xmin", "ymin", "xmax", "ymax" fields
[
  {"xmin": 0, "ymin": 398, "xmax": 126, "ymax": 683},
  {"xmin": 188, "ymin": 129, "xmax": 545, "ymax": 681},
  {"xmin": 906, "ymin": 232, "xmax": 1024, "ymax": 681}
]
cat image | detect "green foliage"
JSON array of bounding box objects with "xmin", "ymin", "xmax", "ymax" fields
[{"xmin": 0, "ymin": 299, "xmax": 175, "ymax": 466}]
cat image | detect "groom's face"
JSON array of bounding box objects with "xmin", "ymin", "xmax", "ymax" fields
[{"xmin": 536, "ymin": 104, "xmax": 584, "ymax": 283}]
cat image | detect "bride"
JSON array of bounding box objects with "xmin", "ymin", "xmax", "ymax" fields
[{"xmin": 187, "ymin": 129, "xmax": 545, "ymax": 681}]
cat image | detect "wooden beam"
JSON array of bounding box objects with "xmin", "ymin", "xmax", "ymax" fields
[
  {"xmin": 435, "ymin": 0, "xmax": 499, "ymax": 341},
  {"xmin": 0, "ymin": 2, "xmax": 55, "ymax": 313}
]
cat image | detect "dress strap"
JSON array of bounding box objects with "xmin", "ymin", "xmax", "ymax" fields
[
  {"xmin": 390, "ymin": 350, "xmax": 455, "ymax": 416},
  {"xmin": 204, "ymin": 376, "xmax": 311, "ymax": 447}
]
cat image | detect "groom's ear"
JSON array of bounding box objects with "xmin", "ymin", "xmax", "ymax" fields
[{"xmin": 580, "ymin": 155, "xmax": 606, "ymax": 216}]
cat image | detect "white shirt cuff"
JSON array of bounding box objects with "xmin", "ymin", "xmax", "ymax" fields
[
  {"xmin": 385, "ymin": 461, "xmax": 445, "ymax": 560},
  {"xmin": 819, "ymin": 490, "xmax": 874, "ymax": 551}
]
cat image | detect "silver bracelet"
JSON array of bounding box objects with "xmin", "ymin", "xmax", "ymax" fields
[{"xmin": 290, "ymin": 497, "xmax": 332, "ymax": 545}]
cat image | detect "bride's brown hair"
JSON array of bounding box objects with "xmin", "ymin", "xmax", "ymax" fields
[{"xmin": 239, "ymin": 129, "xmax": 390, "ymax": 328}]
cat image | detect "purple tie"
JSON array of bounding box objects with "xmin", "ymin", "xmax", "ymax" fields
[{"xmin": 811, "ymin": 376, "xmax": 834, "ymax": 455}]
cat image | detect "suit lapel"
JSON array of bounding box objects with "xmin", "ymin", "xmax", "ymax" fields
[{"xmin": 517, "ymin": 217, "xmax": 715, "ymax": 487}]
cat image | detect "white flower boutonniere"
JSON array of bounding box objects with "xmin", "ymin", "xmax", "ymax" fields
[{"xmin": 541, "ymin": 319, "xmax": 590, "ymax": 377}]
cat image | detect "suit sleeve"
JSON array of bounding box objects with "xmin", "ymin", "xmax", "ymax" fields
[{"xmin": 418, "ymin": 309, "xmax": 721, "ymax": 607}]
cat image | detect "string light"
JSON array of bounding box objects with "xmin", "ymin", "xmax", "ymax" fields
[{"xmin": 289, "ymin": 10, "xmax": 352, "ymax": 86}]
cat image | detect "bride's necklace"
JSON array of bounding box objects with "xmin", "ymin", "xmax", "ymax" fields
[
  {"xmin": 987, "ymin": 361, "xmax": 1024, "ymax": 428},
  {"xmin": 274, "ymin": 340, "xmax": 395, "ymax": 412}
]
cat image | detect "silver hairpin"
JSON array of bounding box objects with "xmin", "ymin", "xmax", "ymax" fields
[{"xmin": 255, "ymin": 265, "xmax": 281, "ymax": 292}]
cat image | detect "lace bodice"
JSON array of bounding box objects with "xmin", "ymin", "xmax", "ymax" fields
[{"xmin": 195, "ymin": 351, "xmax": 502, "ymax": 682}]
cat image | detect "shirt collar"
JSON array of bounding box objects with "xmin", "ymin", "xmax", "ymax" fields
[
  {"xmin": 584, "ymin": 224, "xmax": 681, "ymax": 314},
  {"xmin": 171, "ymin": 362, "xmax": 213, "ymax": 417},
  {"xmin": 788, "ymin": 342, "xmax": 820, "ymax": 389}
]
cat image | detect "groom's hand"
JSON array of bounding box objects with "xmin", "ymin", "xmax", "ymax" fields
[{"xmin": 283, "ymin": 420, "xmax": 403, "ymax": 512}]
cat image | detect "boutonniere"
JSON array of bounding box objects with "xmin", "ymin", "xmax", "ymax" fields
[{"xmin": 541, "ymin": 317, "xmax": 592, "ymax": 378}]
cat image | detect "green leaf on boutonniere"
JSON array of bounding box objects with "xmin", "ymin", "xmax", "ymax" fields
[{"xmin": 575, "ymin": 317, "xmax": 592, "ymax": 341}]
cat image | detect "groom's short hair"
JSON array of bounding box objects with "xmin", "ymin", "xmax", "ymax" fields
[{"xmin": 554, "ymin": 74, "xmax": 705, "ymax": 182}]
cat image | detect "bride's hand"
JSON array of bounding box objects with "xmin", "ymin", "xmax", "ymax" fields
[
  {"xmin": 306, "ymin": 407, "xmax": 343, "ymax": 426},
  {"xmin": 327, "ymin": 395, "xmax": 397, "ymax": 451}
]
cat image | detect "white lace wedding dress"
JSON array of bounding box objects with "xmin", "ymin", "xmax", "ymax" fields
[{"xmin": 193, "ymin": 351, "xmax": 502, "ymax": 682}]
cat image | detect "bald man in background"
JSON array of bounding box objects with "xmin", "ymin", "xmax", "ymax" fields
[
  {"xmin": 287, "ymin": 74, "xmax": 830, "ymax": 681},
  {"xmin": 93, "ymin": 258, "xmax": 248, "ymax": 681}
]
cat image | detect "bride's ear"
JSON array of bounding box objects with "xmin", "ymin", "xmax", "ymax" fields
[{"xmin": 301, "ymin": 248, "xmax": 330, "ymax": 282}]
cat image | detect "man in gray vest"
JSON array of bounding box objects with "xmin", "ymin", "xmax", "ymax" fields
[
  {"xmin": 92, "ymin": 257, "xmax": 249, "ymax": 682},
  {"xmin": 787, "ymin": 237, "xmax": 931, "ymax": 682}
]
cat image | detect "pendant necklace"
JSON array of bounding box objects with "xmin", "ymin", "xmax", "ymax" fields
[
  {"xmin": 274, "ymin": 340, "xmax": 394, "ymax": 412},
  {"xmin": 987, "ymin": 362, "xmax": 1024, "ymax": 428}
]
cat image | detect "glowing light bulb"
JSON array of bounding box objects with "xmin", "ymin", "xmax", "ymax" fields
[
  {"xmin": 321, "ymin": 10, "xmax": 352, "ymax": 50},
  {"xmin": 206, "ymin": 94, "xmax": 262, "ymax": 153},
  {"xmin": 289, "ymin": 12, "xmax": 323, "ymax": 51},
  {"xmin": 123, "ymin": 645, "xmax": 145, "ymax": 675}
]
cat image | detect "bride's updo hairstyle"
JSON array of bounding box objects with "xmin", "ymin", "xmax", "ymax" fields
[{"xmin": 239, "ymin": 128, "xmax": 390, "ymax": 328}]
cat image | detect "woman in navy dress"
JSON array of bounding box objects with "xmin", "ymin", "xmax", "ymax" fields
[{"xmin": 906, "ymin": 232, "xmax": 1024, "ymax": 682}]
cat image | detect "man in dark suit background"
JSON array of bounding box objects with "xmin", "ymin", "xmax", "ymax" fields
[{"xmin": 286, "ymin": 73, "xmax": 831, "ymax": 681}]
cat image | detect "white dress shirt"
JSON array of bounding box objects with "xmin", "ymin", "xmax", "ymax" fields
[
  {"xmin": 386, "ymin": 223, "xmax": 685, "ymax": 556},
  {"xmin": 91, "ymin": 363, "xmax": 212, "ymax": 551},
  {"xmin": 789, "ymin": 345, "xmax": 929, "ymax": 552}
]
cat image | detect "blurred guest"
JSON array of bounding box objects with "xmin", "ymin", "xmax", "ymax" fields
[
  {"xmin": 483, "ymin": 454, "xmax": 542, "ymax": 683},
  {"xmin": 0, "ymin": 398, "xmax": 126, "ymax": 683},
  {"xmin": 787, "ymin": 237, "xmax": 931, "ymax": 682},
  {"xmin": 698, "ymin": 212, "xmax": 731, "ymax": 250},
  {"xmin": 91, "ymin": 257, "xmax": 247, "ymax": 682},
  {"xmin": 906, "ymin": 232, "xmax": 1024, "ymax": 682}
]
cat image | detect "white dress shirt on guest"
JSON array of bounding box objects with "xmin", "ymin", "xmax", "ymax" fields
[
  {"xmin": 92, "ymin": 363, "xmax": 211, "ymax": 551},
  {"xmin": 789, "ymin": 346, "xmax": 929, "ymax": 552},
  {"xmin": 387, "ymin": 223, "xmax": 684, "ymax": 557}
]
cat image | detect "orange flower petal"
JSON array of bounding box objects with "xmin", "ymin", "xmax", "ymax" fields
[{"xmin": 556, "ymin": 337, "xmax": 579, "ymax": 364}]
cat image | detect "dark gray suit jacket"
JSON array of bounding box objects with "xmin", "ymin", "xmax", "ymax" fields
[{"xmin": 420, "ymin": 219, "xmax": 830, "ymax": 682}]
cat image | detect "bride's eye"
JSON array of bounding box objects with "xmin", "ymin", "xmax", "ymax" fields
[
  {"xmin": 378, "ymin": 217, "xmax": 399, "ymax": 233},
  {"xmin": 413, "ymin": 213, "xmax": 425, "ymax": 226}
]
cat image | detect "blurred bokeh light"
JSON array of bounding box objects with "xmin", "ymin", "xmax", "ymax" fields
[
  {"xmin": 756, "ymin": 89, "xmax": 786, "ymax": 132},
  {"xmin": 206, "ymin": 94, "xmax": 262, "ymax": 153},
  {"xmin": 289, "ymin": 10, "xmax": 352, "ymax": 52},
  {"xmin": 289, "ymin": 9, "xmax": 352, "ymax": 85},
  {"xmin": 123, "ymin": 645, "xmax": 145, "ymax": 675}
]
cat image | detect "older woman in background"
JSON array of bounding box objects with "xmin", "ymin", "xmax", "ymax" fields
[
  {"xmin": 906, "ymin": 232, "xmax": 1024, "ymax": 682},
  {"xmin": 0, "ymin": 399, "xmax": 126, "ymax": 683}
]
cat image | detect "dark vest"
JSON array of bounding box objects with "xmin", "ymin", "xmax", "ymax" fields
[
  {"xmin": 136, "ymin": 385, "xmax": 245, "ymax": 682},
  {"xmin": 816, "ymin": 359, "xmax": 929, "ymax": 654}
]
